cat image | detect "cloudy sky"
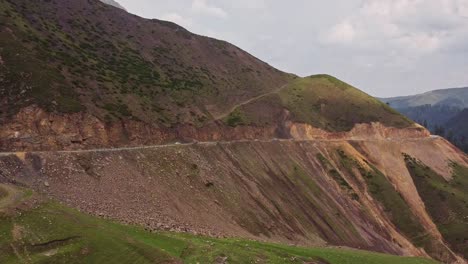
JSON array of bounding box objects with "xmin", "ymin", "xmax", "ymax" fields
[{"xmin": 116, "ymin": 0, "xmax": 468, "ymax": 97}]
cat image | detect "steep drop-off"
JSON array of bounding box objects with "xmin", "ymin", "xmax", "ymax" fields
[
  {"xmin": 0, "ymin": 185, "xmax": 439, "ymax": 264},
  {"xmin": 1, "ymin": 136, "xmax": 467, "ymax": 263}
]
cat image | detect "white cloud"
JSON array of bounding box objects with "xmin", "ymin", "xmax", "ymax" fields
[
  {"xmin": 160, "ymin": 13, "xmax": 193, "ymax": 28},
  {"xmin": 192, "ymin": 0, "xmax": 228, "ymax": 18},
  {"xmin": 322, "ymin": 0, "xmax": 468, "ymax": 59},
  {"xmin": 325, "ymin": 21, "xmax": 356, "ymax": 44},
  {"xmin": 455, "ymin": 0, "xmax": 468, "ymax": 17},
  {"xmin": 223, "ymin": 0, "xmax": 267, "ymax": 10},
  {"xmin": 119, "ymin": 0, "xmax": 468, "ymax": 96},
  {"xmin": 397, "ymin": 32, "xmax": 442, "ymax": 53}
]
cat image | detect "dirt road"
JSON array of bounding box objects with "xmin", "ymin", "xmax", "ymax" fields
[
  {"xmin": 0, "ymin": 136, "xmax": 440, "ymax": 158},
  {"xmin": 214, "ymin": 83, "xmax": 289, "ymax": 120}
]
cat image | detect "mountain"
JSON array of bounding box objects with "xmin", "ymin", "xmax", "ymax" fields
[
  {"xmin": 380, "ymin": 87, "xmax": 468, "ymax": 153},
  {"xmin": 445, "ymin": 109, "xmax": 468, "ymax": 152},
  {"xmin": 380, "ymin": 87, "xmax": 468, "ymax": 109},
  {"xmin": 0, "ymin": 0, "xmax": 292, "ymax": 127},
  {"xmin": 393, "ymin": 104, "xmax": 468, "ymax": 153},
  {"xmin": 99, "ymin": 0, "xmax": 126, "ymax": 10},
  {"xmin": 446, "ymin": 108, "xmax": 468, "ymax": 134},
  {"xmin": 0, "ymin": 0, "xmax": 412, "ymax": 151},
  {"xmin": 223, "ymin": 75, "xmax": 413, "ymax": 131},
  {"xmin": 393, "ymin": 104, "xmax": 461, "ymax": 130},
  {"xmin": 0, "ymin": 0, "xmax": 467, "ymax": 263},
  {"xmin": 1, "ymin": 131, "xmax": 467, "ymax": 263}
]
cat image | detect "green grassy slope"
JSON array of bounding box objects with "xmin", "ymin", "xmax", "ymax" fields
[
  {"xmin": 404, "ymin": 156, "xmax": 468, "ymax": 259},
  {"xmin": 0, "ymin": 186, "xmax": 437, "ymax": 264},
  {"xmin": 225, "ymin": 75, "xmax": 413, "ymax": 131},
  {"xmin": 279, "ymin": 75, "xmax": 413, "ymax": 131}
]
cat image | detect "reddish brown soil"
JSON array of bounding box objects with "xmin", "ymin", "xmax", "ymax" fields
[
  {"xmin": 1, "ymin": 136, "xmax": 466, "ymax": 263},
  {"xmin": 0, "ymin": 105, "xmax": 429, "ymax": 152}
]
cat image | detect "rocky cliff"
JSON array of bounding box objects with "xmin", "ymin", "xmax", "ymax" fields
[{"xmin": 0, "ymin": 105, "xmax": 427, "ymax": 152}]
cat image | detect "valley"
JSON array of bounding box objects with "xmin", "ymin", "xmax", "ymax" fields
[{"xmin": 380, "ymin": 87, "xmax": 468, "ymax": 153}]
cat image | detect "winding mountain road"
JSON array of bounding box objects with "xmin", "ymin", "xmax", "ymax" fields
[
  {"xmin": 0, "ymin": 136, "xmax": 441, "ymax": 158},
  {"xmin": 214, "ymin": 83, "xmax": 289, "ymax": 120}
]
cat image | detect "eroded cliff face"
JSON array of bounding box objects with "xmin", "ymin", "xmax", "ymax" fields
[
  {"xmin": 0, "ymin": 106, "xmax": 266, "ymax": 151},
  {"xmin": 1, "ymin": 137, "xmax": 466, "ymax": 263},
  {"xmin": 288, "ymin": 122, "xmax": 430, "ymax": 140},
  {"xmin": 0, "ymin": 106, "xmax": 429, "ymax": 151}
]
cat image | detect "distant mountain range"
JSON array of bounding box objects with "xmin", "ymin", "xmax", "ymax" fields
[
  {"xmin": 380, "ymin": 87, "xmax": 468, "ymax": 152},
  {"xmin": 380, "ymin": 87, "xmax": 468, "ymax": 109}
]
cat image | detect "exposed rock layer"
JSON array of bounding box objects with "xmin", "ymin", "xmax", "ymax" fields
[{"xmin": 0, "ymin": 106, "xmax": 429, "ymax": 151}]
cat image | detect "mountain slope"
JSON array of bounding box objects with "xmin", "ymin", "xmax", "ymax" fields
[
  {"xmin": 0, "ymin": 185, "xmax": 438, "ymax": 264},
  {"xmin": 1, "ymin": 0, "xmax": 467, "ymax": 263},
  {"xmin": 1, "ymin": 137, "xmax": 466, "ymax": 263},
  {"xmin": 380, "ymin": 87, "xmax": 468, "ymax": 109},
  {"xmin": 224, "ymin": 75, "xmax": 413, "ymax": 131},
  {"xmin": 446, "ymin": 108, "xmax": 468, "ymax": 135},
  {"xmin": 391, "ymin": 104, "xmax": 461, "ymax": 131},
  {"xmin": 0, "ymin": 0, "xmax": 292, "ymax": 125},
  {"xmin": 0, "ymin": 0, "xmax": 415, "ymax": 151},
  {"xmin": 379, "ymin": 87, "xmax": 468, "ymax": 153},
  {"xmin": 444, "ymin": 109, "xmax": 468, "ymax": 152}
]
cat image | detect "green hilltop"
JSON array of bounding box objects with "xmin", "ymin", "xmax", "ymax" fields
[{"xmin": 224, "ymin": 75, "xmax": 413, "ymax": 131}]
